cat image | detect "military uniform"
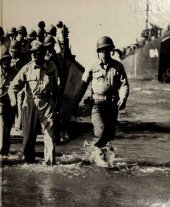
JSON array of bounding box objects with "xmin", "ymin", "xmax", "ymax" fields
[
  {"xmin": 0, "ymin": 56, "xmax": 17, "ymax": 155},
  {"xmin": 8, "ymin": 60, "xmax": 59, "ymax": 164},
  {"xmin": 75, "ymin": 58, "xmax": 129, "ymax": 148}
]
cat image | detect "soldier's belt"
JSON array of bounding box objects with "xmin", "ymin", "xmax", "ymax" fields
[
  {"xmin": 92, "ymin": 94, "xmax": 107, "ymax": 100},
  {"xmin": 93, "ymin": 94, "xmax": 119, "ymax": 103}
]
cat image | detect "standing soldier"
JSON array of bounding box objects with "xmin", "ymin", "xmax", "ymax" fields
[
  {"xmin": 0, "ymin": 27, "xmax": 10, "ymax": 53},
  {"xmin": 44, "ymin": 35, "xmax": 64, "ymax": 143},
  {"xmin": 38, "ymin": 21, "xmax": 46, "ymax": 38},
  {"xmin": 10, "ymin": 40, "xmax": 30, "ymax": 130},
  {"xmin": 73, "ymin": 36, "xmax": 129, "ymax": 148},
  {"xmin": 0, "ymin": 51, "xmax": 17, "ymax": 157},
  {"xmin": 15, "ymin": 26, "xmax": 30, "ymax": 56},
  {"xmin": 36, "ymin": 28, "xmax": 45, "ymax": 43},
  {"xmin": 8, "ymin": 40, "xmax": 59, "ymax": 165},
  {"xmin": 44, "ymin": 35, "xmax": 63, "ymax": 90}
]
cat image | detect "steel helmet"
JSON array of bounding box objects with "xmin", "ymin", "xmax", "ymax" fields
[
  {"xmin": 27, "ymin": 29, "xmax": 37, "ymax": 40},
  {"xmin": 44, "ymin": 35, "xmax": 56, "ymax": 46},
  {"xmin": 56, "ymin": 21, "xmax": 63, "ymax": 28},
  {"xmin": 16, "ymin": 26, "xmax": 27, "ymax": 36},
  {"xmin": 7, "ymin": 27, "xmax": 16, "ymax": 35},
  {"xmin": 10, "ymin": 40, "xmax": 22, "ymax": 51},
  {"xmin": 38, "ymin": 21, "xmax": 45, "ymax": 29},
  {"xmin": 97, "ymin": 36, "xmax": 115, "ymax": 52},
  {"xmin": 0, "ymin": 51, "xmax": 12, "ymax": 64},
  {"xmin": 46, "ymin": 25, "xmax": 57, "ymax": 37}
]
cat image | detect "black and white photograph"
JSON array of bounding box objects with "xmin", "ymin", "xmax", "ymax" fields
[{"xmin": 0, "ymin": 0, "xmax": 170, "ymax": 206}]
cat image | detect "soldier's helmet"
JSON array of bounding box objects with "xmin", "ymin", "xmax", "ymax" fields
[
  {"xmin": 97, "ymin": 36, "xmax": 115, "ymax": 52},
  {"xmin": 10, "ymin": 40, "xmax": 22, "ymax": 51},
  {"xmin": 16, "ymin": 26, "xmax": 27, "ymax": 37},
  {"xmin": 0, "ymin": 51, "xmax": 12, "ymax": 63},
  {"xmin": 44, "ymin": 35, "xmax": 56, "ymax": 46},
  {"xmin": 46, "ymin": 25, "xmax": 57, "ymax": 37},
  {"xmin": 38, "ymin": 21, "xmax": 46, "ymax": 29},
  {"xmin": 30, "ymin": 40, "xmax": 46, "ymax": 53},
  {"xmin": 27, "ymin": 29, "xmax": 37, "ymax": 40},
  {"xmin": 7, "ymin": 27, "xmax": 16, "ymax": 35},
  {"xmin": 0, "ymin": 27, "xmax": 4, "ymax": 37},
  {"xmin": 56, "ymin": 21, "xmax": 63, "ymax": 28}
]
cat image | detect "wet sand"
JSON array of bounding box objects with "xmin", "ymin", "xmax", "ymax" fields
[{"xmin": 1, "ymin": 80, "xmax": 170, "ymax": 207}]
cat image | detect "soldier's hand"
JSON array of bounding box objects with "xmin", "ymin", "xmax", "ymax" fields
[{"xmin": 117, "ymin": 99, "xmax": 126, "ymax": 110}]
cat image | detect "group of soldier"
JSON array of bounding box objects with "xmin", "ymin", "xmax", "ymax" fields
[
  {"xmin": 0, "ymin": 20, "xmax": 129, "ymax": 166},
  {"xmin": 0, "ymin": 21, "xmax": 66, "ymax": 165}
]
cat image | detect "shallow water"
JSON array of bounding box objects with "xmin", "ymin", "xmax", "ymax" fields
[{"xmin": 1, "ymin": 80, "xmax": 170, "ymax": 207}]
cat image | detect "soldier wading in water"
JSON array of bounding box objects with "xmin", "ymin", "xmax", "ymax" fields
[{"xmin": 73, "ymin": 36, "xmax": 129, "ymax": 151}]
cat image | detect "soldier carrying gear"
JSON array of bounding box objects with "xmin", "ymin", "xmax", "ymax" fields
[
  {"xmin": 73, "ymin": 36, "xmax": 129, "ymax": 148},
  {"xmin": 8, "ymin": 40, "xmax": 59, "ymax": 165},
  {"xmin": 0, "ymin": 51, "xmax": 17, "ymax": 157}
]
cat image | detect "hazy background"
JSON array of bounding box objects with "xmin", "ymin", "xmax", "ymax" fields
[{"xmin": 1, "ymin": 0, "xmax": 170, "ymax": 68}]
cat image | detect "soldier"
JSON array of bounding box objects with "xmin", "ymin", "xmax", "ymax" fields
[
  {"xmin": 36, "ymin": 28, "xmax": 45, "ymax": 43},
  {"xmin": 10, "ymin": 40, "xmax": 30, "ymax": 130},
  {"xmin": 44, "ymin": 35, "xmax": 64, "ymax": 143},
  {"xmin": 38, "ymin": 20, "xmax": 46, "ymax": 38},
  {"xmin": 0, "ymin": 51, "xmax": 17, "ymax": 157},
  {"xmin": 73, "ymin": 36, "xmax": 129, "ymax": 148},
  {"xmin": 0, "ymin": 26, "xmax": 10, "ymax": 53},
  {"xmin": 15, "ymin": 26, "xmax": 30, "ymax": 55},
  {"xmin": 44, "ymin": 35, "xmax": 63, "ymax": 88},
  {"xmin": 8, "ymin": 40, "xmax": 59, "ymax": 165}
]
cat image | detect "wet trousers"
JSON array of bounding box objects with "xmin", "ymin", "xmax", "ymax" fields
[
  {"xmin": 0, "ymin": 97, "xmax": 15, "ymax": 155},
  {"xmin": 22, "ymin": 95, "xmax": 55, "ymax": 164},
  {"xmin": 91, "ymin": 100, "xmax": 118, "ymax": 148}
]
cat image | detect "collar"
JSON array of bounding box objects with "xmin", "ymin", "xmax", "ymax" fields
[{"xmin": 32, "ymin": 60, "xmax": 47, "ymax": 70}]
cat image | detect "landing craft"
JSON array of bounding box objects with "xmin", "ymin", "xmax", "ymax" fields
[
  {"xmin": 121, "ymin": 1, "xmax": 170, "ymax": 83},
  {"xmin": 55, "ymin": 23, "xmax": 84, "ymax": 124}
]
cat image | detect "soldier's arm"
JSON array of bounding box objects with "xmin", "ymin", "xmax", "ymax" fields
[
  {"xmin": 119, "ymin": 63, "xmax": 129, "ymax": 101},
  {"xmin": 8, "ymin": 66, "xmax": 26, "ymax": 106},
  {"xmin": 117, "ymin": 63, "xmax": 129, "ymax": 110}
]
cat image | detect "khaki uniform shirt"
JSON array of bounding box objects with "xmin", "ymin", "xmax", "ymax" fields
[
  {"xmin": 8, "ymin": 60, "xmax": 59, "ymax": 103},
  {"xmin": 82, "ymin": 58, "xmax": 129, "ymax": 101}
]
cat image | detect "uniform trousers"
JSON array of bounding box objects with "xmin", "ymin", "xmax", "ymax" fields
[
  {"xmin": 91, "ymin": 100, "xmax": 118, "ymax": 148},
  {"xmin": 0, "ymin": 96, "xmax": 15, "ymax": 155},
  {"xmin": 22, "ymin": 95, "xmax": 55, "ymax": 164}
]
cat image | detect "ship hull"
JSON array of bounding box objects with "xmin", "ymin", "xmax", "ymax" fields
[{"xmin": 122, "ymin": 38, "xmax": 161, "ymax": 80}]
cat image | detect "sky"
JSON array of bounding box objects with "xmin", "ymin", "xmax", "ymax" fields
[{"xmin": 1, "ymin": 0, "xmax": 170, "ymax": 68}]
